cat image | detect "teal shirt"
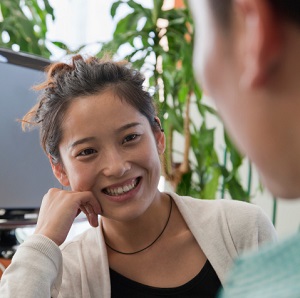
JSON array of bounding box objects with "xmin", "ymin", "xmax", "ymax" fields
[{"xmin": 219, "ymin": 232, "xmax": 300, "ymax": 298}]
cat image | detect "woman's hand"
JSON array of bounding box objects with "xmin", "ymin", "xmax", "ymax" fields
[{"xmin": 34, "ymin": 188, "xmax": 102, "ymax": 246}]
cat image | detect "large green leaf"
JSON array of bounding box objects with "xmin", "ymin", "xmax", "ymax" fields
[
  {"xmin": 0, "ymin": 0, "xmax": 59, "ymax": 58},
  {"xmin": 219, "ymin": 166, "xmax": 250, "ymax": 201}
]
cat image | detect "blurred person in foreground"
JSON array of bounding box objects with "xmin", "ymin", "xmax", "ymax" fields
[{"xmin": 189, "ymin": 0, "xmax": 300, "ymax": 297}]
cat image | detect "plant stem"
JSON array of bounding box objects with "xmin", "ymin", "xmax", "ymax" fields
[
  {"xmin": 272, "ymin": 197, "xmax": 277, "ymax": 227},
  {"xmin": 221, "ymin": 148, "xmax": 227, "ymax": 199},
  {"xmin": 246, "ymin": 159, "xmax": 252, "ymax": 198}
]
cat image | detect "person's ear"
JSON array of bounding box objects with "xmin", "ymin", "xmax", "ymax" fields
[
  {"xmin": 154, "ymin": 117, "xmax": 165, "ymax": 155},
  {"xmin": 234, "ymin": 0, "xmax": 283, "ymax": 88},
  {"xmin": 48, "ymin": 155, "xmax": 70, "ymax": 187}
]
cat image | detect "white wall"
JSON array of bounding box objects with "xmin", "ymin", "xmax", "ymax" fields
[{"xmin": 47, "ymin": 0, "xmax": 152, "ymax": 61}]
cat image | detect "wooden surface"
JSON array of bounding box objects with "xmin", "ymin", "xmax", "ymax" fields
[
  {"xmin": 0, "ymin": 258, "xmax": 11, "ymax": 278},
  {"xmin": 174, "ymin": 0, "xmax": 185, "ymax": 8}
]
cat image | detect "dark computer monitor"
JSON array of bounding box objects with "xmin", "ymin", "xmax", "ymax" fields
[{"xmin": 0, "ymin": 49, "xmax": 61, "ymax": 256}]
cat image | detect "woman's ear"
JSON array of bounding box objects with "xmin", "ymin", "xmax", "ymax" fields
[
  {"xmin": 48, "ymin": 155, "xmax": 70, "ymax": 187},
  {"xmin": 154, "ymin": 117, "xmax": 165, "ymax": 155}
]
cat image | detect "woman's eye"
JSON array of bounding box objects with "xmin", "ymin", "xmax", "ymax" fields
[
  {"xmin": 77, "ymin": 148, "xmax": 96, "ymax": 157},
  {"xmin": 123, "ymin": 134, "xmax": 140, "ymax": 144}
]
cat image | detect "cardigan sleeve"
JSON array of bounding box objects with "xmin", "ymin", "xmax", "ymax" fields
[
  {"xmin": 0, "ymin": 234, "xmax": 63, "ymax": 298},
  {"xmin": 222, "ymin": 200, "xmax": 277, "ymax": 255}
]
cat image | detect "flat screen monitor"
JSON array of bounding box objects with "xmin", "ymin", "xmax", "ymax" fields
[{"xmin": 0, "ymin": 48, "xmax": 61, "ymax": 227}]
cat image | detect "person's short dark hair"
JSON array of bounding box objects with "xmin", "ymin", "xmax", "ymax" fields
[
  {"xmin": 209, "ymin": 0, "xmax": 300, "ymax": 28},
  {"xmin": 22, "ymin": 55, "xmax": 160, "ymax": 164}
]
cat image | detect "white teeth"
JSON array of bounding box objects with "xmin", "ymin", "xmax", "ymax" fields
[{"xmin": 105, "ymin": 179, "xmax": 138, "ymax": 196}]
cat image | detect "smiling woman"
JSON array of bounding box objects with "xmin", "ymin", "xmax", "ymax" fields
[{"xmin": 0, "ymin": 55, "xmax": 277, "ymax": 298}]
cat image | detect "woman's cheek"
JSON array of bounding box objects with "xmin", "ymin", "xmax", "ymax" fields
[{"xmin": 69, "ymin": 169, "xmax": 95, "ymax": 191}]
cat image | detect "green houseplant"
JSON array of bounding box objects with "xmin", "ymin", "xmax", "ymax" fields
[
  {"xmin": 0, "ymin": 0, "xmax": 79, "ymax": 59},
  {"xmin": 100, "ymin": 0, "xmax": 251, "ymax": 201},
  {"xmin": 0, "ymin": 0, "xmax": 55, "ymax": 58},
  {"xmin": 0, "ymin": 0, "xmax": 253, "ymax": 202}
]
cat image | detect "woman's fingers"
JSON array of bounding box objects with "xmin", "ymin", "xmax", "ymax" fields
[
  {"xmin": 34, "ymin": 188, "xmax": 102, "ymax": 245},
  {"xmin": 80, "ymin": 203, "xmax": 99, "ymax": 227},
  {"xmin": 79, "ymin": 195, "xmax": 102, "ymax": 216},
  {"xmin": 79, "ymin": 194, "xmax": 103, "ymax": 227}
]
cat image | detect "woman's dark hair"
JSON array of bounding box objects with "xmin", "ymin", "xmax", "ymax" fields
[
  {"xmin": 209, "ymin": 0, "xmax": 300, "ymax": 28},
  {"xmin": 22, "ymin": 55, "xmax": 160, "ymax": 164}
]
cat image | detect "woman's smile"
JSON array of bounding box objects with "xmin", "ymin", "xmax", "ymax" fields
[
  {"xmin": 101, "ymin": 177, "xmax": 143, "ymax": 203},
  {"xmin": 102, "ymin": 177, "xmax": 141, "ymax": 197}
]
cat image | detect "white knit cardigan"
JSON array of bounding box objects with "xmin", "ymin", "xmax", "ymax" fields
[{"xmin": 0, "ymin": 192, "xmax": 277, "ymax": 298}]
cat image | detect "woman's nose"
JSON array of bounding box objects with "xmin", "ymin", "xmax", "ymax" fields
[{"xmin": 100, "ymin": 150, "xmax": 131, "ymax": 177}]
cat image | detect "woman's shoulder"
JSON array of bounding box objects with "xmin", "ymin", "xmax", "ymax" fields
[
  {"xmin": 167, "ymin": 191, "xmax": 276, "ymax": 246},
  {"xmin": 59, "ymin": 227, "xmax": 104, "ymax": 283},
  {"xmin": 167, "ymin": 191, "xmax": 263, "ymax": 217},
  {"xmin": 60, "ymin": 226, "xmax": 98, "ymax": 252},
  {"xmin": 59, "ymin": 226, "xmax": 101, "ymax": 265}
]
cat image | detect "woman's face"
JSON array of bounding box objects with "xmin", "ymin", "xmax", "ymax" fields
[{"xmin": 56, "ymin": 90, "xmax": 165, "ymax": 221}]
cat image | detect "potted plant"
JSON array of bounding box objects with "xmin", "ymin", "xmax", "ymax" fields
[
  {"xmin": 100, "ymin": 0, "xmax": 251, "ymax": 200},
  {"xmin": 0, "ymin": 0, "xmax": 252, "ymax": 202}
]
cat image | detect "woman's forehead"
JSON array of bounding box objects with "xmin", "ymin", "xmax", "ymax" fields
[{"xmin": 63, "ymin": 94, "xmax": 146, "ymax": 130}]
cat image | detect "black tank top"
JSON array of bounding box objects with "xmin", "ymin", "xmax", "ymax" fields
[{"xmin": 109, "ymin": 260, "xmax": 222, "ymax": 297}]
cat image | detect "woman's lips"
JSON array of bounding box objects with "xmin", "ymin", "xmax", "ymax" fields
[{"xmin": 102, "ymin": 177, "xmax": 141, "ymax": 197}]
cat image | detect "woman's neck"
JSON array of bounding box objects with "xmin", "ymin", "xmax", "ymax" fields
[{"xmin": 101, "ymin": 192, "xmax": 172, "ymax": 254}]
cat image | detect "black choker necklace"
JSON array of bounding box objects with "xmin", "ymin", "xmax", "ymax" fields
[{"xmin": 103, "ymin": 196, "xmax": 173, "ymax": 255}]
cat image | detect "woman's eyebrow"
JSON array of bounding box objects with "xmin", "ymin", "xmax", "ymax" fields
[
  {"xmin": 115, "ymin": 122, "xmax": 142, "ymax": 133},
  {"xmin": 68, "ymin": 137, "xmax": 96, "ymax": 149},
  {"xmin": 67, "ymin": 123, "xmax": 141, "ymax": 149}
]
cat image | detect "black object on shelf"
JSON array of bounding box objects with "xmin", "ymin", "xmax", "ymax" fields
[
  {"xmin": 0, "ymin": 49, "xmax": 59, "ymax": 258},
  {"xmin": 0, "ymin": 209, "xmax": 39, "ymax": 259}
]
